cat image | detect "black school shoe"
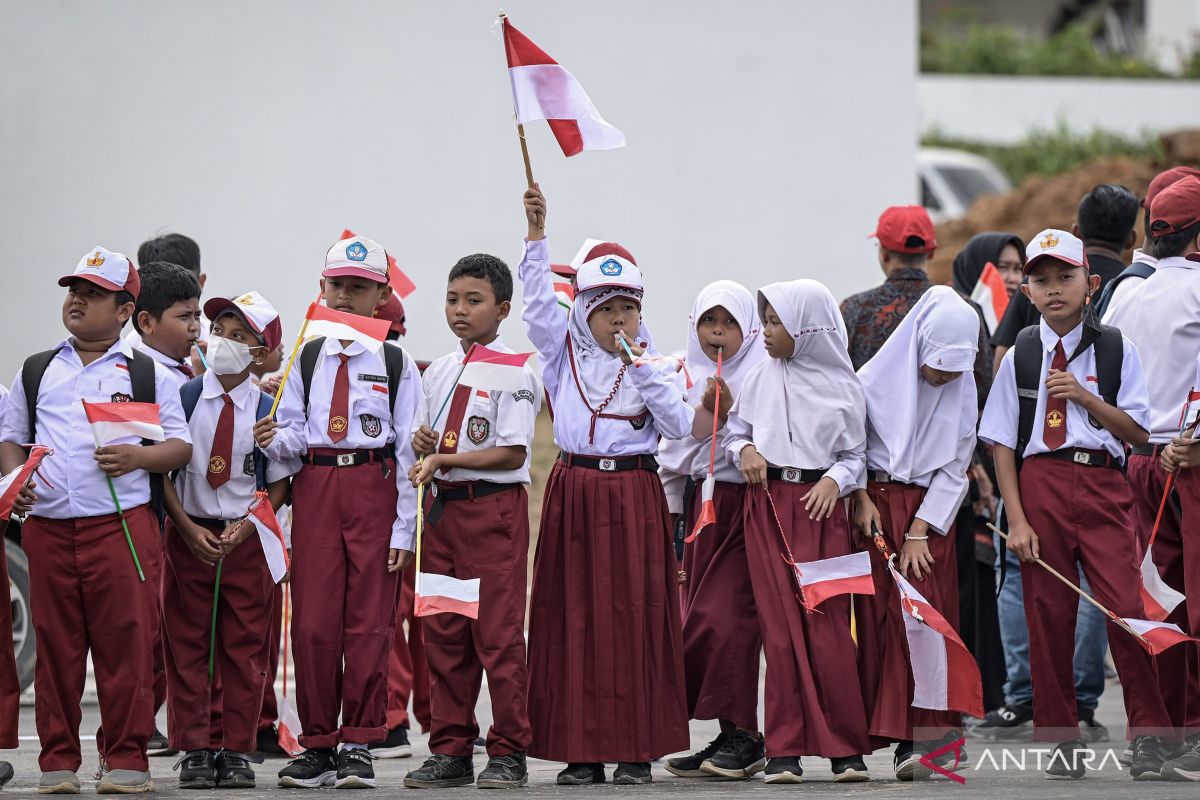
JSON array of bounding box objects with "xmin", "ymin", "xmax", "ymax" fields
[
  {"xmin": 763, "ymin": 757, "xmax": 803, "ymax": 784},
  {"xmin": 830, "ymin": 755, "xmax": 869, "ymax": 783},
  {"xmin": 149, "ymin": 725, "xmax": 179, "ymax": 757},
  {"xmin": 477, "ymin": 753, "xmax": 528, "ymax": 789},
  {"xmin": 699, "ymin": 731, "xmax": 766, "ymax": 779},
  {"xmin": 368, "ymin": 726, "xmax": 412, "ymax": 759},
  {"xmin": 216, "ymin": 751, "xmax": 259, "ymax": 788},
  {"xmin": 174, "ymin": 750, "xmax": 217, "ymax": 789},
  {"xmin": 1162, "ymin": 734, "xmax": 1200, "ymax": 781},
  {"xmin": 556, "ymin": 763, "xmax": 605, "ymax": 785},
  {"xmin": 967, "ymin": 703, "xmax": 1033, "ymax": 741},
  {"xmin": 665, "ymin": 732, "xmax": 730, "ymax": 778},
  {"xmin": 1045, "ymin": 740, "xmax": 1089, "ymax": 780},
  {"xmin": 612, "ymin": 762, "xmax": 653, "ymax": 785},
  {"xmin": 0, "ymin": 761, "xmax": 11, "ymax": 788},
  {"xmin": 404, "ymin": 754, "xmax": 475, "ymax": 789},
  {"xmin": 278, "ymin": 747, "xmax": 338, "ymax": 789},
  {"xmin": 893, "ymin": 742, "xmax": 917, "ymax": 781},
  {"xmin": 334, "ymin": 747, "xmax": 376, "ymax": 789},
  {"xmin": 254, "ymin": 725, "xmax": 287, "ymax": 758},
  {"xmin": 1129, "ymin": 735, "xmax": 1168, "ymax": 781}
]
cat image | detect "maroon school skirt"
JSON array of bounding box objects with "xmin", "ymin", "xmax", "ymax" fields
[{"xmin": 527, "ymin": 460, "xmax": 690, "ymax": 763}]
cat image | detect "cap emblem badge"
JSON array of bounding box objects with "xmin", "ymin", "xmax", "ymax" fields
[
  {"xmin": 1039, "ymin": 233, "xmax": 1059, "ymax": 250},
  {"xmin": 346, "ymin": 242, "xmax": 369, "ymax": 262},
  {"xmin": 599, "ymin": 258, "xmax": 623, "ymax": 276},
  {"xmin": 86, "ymin": 251, "xmax": 105, "ymax": 268}
]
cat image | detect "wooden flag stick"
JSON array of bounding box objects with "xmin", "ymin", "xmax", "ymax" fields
[
  {"xmin": 268, "ymin": 291, "xmax": 324, "ymax": 418},
  {"xmin": 1146, "ymin": 387, "xmax": 1194, "ymax": 550},
  {"xmin": 208, "ymin": 559, "xmax": 223, "ymax": 681},
  {"xmin": 516, "ymin": 123, "xmax": 536, "ymax": 190}
]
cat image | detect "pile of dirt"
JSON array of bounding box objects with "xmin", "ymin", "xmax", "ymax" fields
[{"xmin": 926, "ymin": 131, "xmax": 1200, "ymax": 285}]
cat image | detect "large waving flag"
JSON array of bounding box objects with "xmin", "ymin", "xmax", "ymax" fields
[
  {"xmin": 458, "ymin": 344, "xmax": 534, "ymax": 393},
  {"xmin": 416, "ymin": 573, "xmax": 480, "ymax": 619},
  {"xmin": 82, "ymin": 400, "xmax": 165, "ymax": 445},
  {"xmin": 1121, "ymin": 618, "xmax": 1197, "ymax": 655},
  {"xmin": 970, "ymin": 262, "xmax": 1010, "ymax": 335},
  {"xmin": 0, "ymin": 445, "xmax": 51, "ymax": 520},
  {"xmin": 341, "ymin": 228, "xmax": 416, "ymax": 299},
  {"xmin": 792, "ymin": 551, "xmax": 875, "ymax": 611},
  {"xmin": 247, "ymin": 495, "xmax": 290, "ymax": 583},
  {"xmin": 1139, "ymin": 549, "xmax": 1184, "ymax": 621},
  {"xmin": 304, "ymin": 303, "xmax": 390, "ymax": 353},
  {"xmin": 502, "ymin": 17, "xmax": 625, "ymax": 157}
]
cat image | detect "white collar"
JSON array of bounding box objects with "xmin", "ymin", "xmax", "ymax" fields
[
  {"xmin": 1154, "ymin": 255, "xmax": 1199, "ymax": 271},
  {"xmin": 138, "ymin": 342, "xmax": 189, "ymax": 369},
  {"xmin": 322, "ymin": 337, "xmax": 367, "ymax": 357},
  {"xmin": 453, "ymin": 336, "xmax": 508, "ymax": 360},
  {"xmin": 1038, "ymin": 318, "xmax": 1084, "ymax": 354},
  {"xmin": 200, "ymin": 369, "xmax": 256, "ymax": 409},
  {"xmin": 60, "ymin": 335, "xmax": 134, "ymax": 363}
]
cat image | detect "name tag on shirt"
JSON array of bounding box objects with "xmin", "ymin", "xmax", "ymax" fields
[{"xmin": 358, "ymin": 373, "xmax": 387, "ymax": 383}]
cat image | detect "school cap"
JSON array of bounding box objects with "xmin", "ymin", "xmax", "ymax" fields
[
  {"xmin": 870, "ymin": 206, "xmax": 937, "ymax": 254},
  {"xmin": 203, "ymin": 291, "xmax": 283, "ymax": 352},
  {"xmin": 323, "ymin": 236, "xmax": 389, "ymax": 283},
  {"xmin": 551, "ymin": 263, "xmax": 577, "ymax": 278},
  {"xmin": 59, "ymin": 246, "xmax": 141, "ymax": 299},
  {"xmin": 574, "ymin": 242, "xmax": 643, "ymax": 295},
  {"xmin": 1149, "ymin": 175, "xmax": 1200, "ymax": 239},
  {"xmin": 1024, "ymin": 229, "xmax": 1088, "ymax": 273},
  {"xmin": 375, "ymin": 293, "xmax": 406, "ymax": 336},
  {"xmin": 1143, "ymin": 166, "xmax": 1200, "ymax": 208}
]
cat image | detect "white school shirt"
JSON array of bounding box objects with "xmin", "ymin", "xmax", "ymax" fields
[
  {"xmin": 0, "ymin": 337, "xmax": 192, "ymax": 519},
  {"xmin": 658, "ymin": 418, "xmax": 743, "ymax": 515},
  {"xmin": 978, "ymin": 318, "xmax": 1149, "ymax": 462},
  {"xmin": 176, "ymin": 370, "xmax": 299, "ymax": 521},
  {"xmin": 1100, "ymin": 250, "xmax": 1156, "ymax": 325},
  {"xmin": 0, "ymin": 384, "xmax": 8, "ymax": 428},
  {"xmin": 417, "ymin": 337, "xmax": 541, "ymax": 485},
  {"xmin": 264, "ymin": 337, "xmax": 422, "ymax": 551},
  {"xmin": 135, "ymin": 342, "xmax": 194, "ymax": 389},
  {"xmin": 518, "ymin": 238, "xmax": 694, "ymax": 456},
  {"xmin": 860, "ymin": 421, "xmax": 974, "ymax": 536},
  {"xmin": 1103, "ymin": 256, "xmax": 1200, "ymax": 442}
]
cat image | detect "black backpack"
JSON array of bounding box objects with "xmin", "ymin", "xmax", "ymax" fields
[
  {"xmin": 298, "ymin": 337, "xmax": 406, "ymax": 410},
  {"xmin": 1094, "ymin": 261, "xmax": 1155, "ymax": 318},
  {"xmin": 179, "ymin": 376, "xmax": 273, "ymax": 491}
]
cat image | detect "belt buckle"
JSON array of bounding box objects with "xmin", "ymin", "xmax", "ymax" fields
[
  {"xmin": 781, "ymin": 468, "xmax": 801, "ymax": 484},
  {"xmin": 336, "ymin": 453, "xmax": 355, "ymax": 467},
  {"xmin": 1073, "ymin": 451, "xmax": 1090, "ymax": 466},
  {"xmin": 598, "ymin": 458, "xmax": 617, "ymax": 472},
  {"xmin": 874, "ymin": 471, "xmax": 890, "ymax": 483}
]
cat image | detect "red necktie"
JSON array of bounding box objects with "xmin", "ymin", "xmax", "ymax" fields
[
  {"xmin": 328, "ymin": 353, "xmax": 351, "ymax": 443},
  {"xmin": 207, "ymin": 394, "xmax": 234, "ymax": 490},
  {"xmin": 178, "ymin": 362, "xmax": 195, "ymax": 379},
  {"xmin": 1043, "ymin": 340, "xmax": 1068, "ymax": 451},
  {"xmin": 438, "ymin": 385, "xmax": 472, "ymax": 455}
]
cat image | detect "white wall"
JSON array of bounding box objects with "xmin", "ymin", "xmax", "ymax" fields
[
  {"xmin": 920, "ymin": 73, "xmax": 1200, "ymax": 144},
  {"xmin": 0, "ymin": 0, "xmax": 917, "ymax": 380}
]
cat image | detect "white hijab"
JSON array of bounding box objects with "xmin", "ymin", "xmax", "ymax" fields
[
  {"xmin": 735, "ymin": 279, "xmax": 866, "ymax": 468},
  {"xmin": 857, "ymin": 286, "xmax": 979, "ymax": 482},
  {"xmin": 566, "ymin": 284, "xmax": 655, "ymax": 417}
]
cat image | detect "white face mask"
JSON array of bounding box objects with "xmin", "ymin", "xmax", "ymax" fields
[{"xmin": 207, "ymin": 336, "xmax": 256, "ymax": 375}]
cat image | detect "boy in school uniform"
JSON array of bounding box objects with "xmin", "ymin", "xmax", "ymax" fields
[
  {"xmin": 133, "ymin": 262, "xmax": 203, "ymax": 388},
  {"xmin": 162, "ymin": 291, "xmax": 295, "ymax": 789},
  {"xmin": 255, "ymin": 236, "xmax": 422, "ymax": 790},
  {"xmin": 979, "ymin": 229, "xmax": 1174, "ymax": 780},
  {"xmin": 402, "ymin": 254, "xmax": 541, "ymax": 790},
  {"xmin": 0, "ymin": 247, "xmax": 192, "ymax": 793}
]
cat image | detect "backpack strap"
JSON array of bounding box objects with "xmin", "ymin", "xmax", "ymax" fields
[
  {"xmin": 254, "ymin": 391, "xmax": 274, "ymax": 492},
  {"xmin": 1094, "ymin": 262, "xmax": 1155, "ymax": 318},
  {"xmin": 21, "ymin": 346, "xmax": 65, "ymax": 440},
  {"xmin": 125, "ymin": 350, "xmax": 165, "ymax": 526},
  {"xmin": 382, "ymin": 342, "xmax": 406, "ymax": 405},
  {"xmin": 1012, "ymin": 325, "xmax": 1043, "ymax": 468},
  {"xmin": 1089, "ymin": 323, "xmax": 1125, "ymax": 409},
  {"xmin": 179, "ymin": 376, "xmax": 204, "ymax": 422},
  {"xmin": 299, "ymin": 337, "xmax": 325, "ymax": 412}
]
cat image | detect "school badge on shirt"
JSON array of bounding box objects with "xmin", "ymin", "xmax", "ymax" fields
[
  {"xmin": 360, "ymin": 414, "xmax": 382, "ymax": 437},
  {"xmin": 443, "ymin": 430, "xmax": 458, "ymax": 449},
  {"xmin": 209, "ymin": 455, "xmax": 227, "ymax": 475},
  {"xmin": 329, "ymin": 416, "xmax": 348, "ymax": 434},
  {"xmin": 467, "ymin": 416, "xmax": 490, "ymax": 445},
  {"xmin": 1046, "ymin": 409, "xmax": 1064, "ymax": 428}
]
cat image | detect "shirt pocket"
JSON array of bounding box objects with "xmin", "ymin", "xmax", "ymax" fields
[{"xmin": 352, "ymin": 395, "xmax": 391, "ymax": 441}]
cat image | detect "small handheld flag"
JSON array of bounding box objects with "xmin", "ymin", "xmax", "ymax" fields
[
  {"xmin": 83, "ymin": 400, "xmax": 165, "ymax": 445},
  {"xmin": 303, "ymin": 303, "xmax": 391, "ymax": 353},
  {"xmin": 970, "ymin": 262, "xmax": 1010, "ymax": 336},
  {"xmin": 687, "ymin": 349, "xmax": 723, "ymax": 542},
  {"xmin": 248, "ymin": 494, "xmax": 290, "ymax": 584},
  {"xmin": 0, "ymin": 445, "xmax": 51, "ymax": 521},
  {"xmin": 457, "ymin": 344, "xmax": 534, "ymax": 394},
  {"xmin": 792, "ymin": 551, "xmax": 875, "ymax": 611}
]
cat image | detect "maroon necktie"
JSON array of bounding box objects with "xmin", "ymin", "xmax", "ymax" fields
[
  {"xmin": 207, "ymin": 394, "xmax": 234, "ymax": 490},
  {"xmin": 1043, "ymin": 340, "xmax": 1068, "ymax": 451},
  {"xmin": 438, "ymin": 385, "xmax": 472, "ymax": 455},
  {"xmin": 328, "ymin": 353, "xmax": 351, "ymax": 443},
  {"xmin": 177, "ymin": 362, "xmax": 195, "ymax": 379}
]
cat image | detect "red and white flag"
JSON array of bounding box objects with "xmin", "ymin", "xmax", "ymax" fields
[
  {"xmin": 502, "ymin": 17, "xmax": 625, "ymax": 157},
  {"xmin": 970, "ymin": 262, "xmax": 1010, "ymax": 336},
  {"xmin": 304, "ymin": 303, "xmax": 390, "ymax": 353},
  {"xmin": 792, "ymin": 551, "xmax": 875, "ymax": 611},
  {"xmin": 553, "ymin": 278, "xmax": 575, "ymax": 310},
  {"xmin": 0, "ymin": 445, "xmax": 51, "ymax": 520},
  {"xmin": 82, "ymin": 400, "xmax": 165, "ymax": 445},
  {"xmin": 277, "ymin": 693, "xmax": 302, "ymax": 756},
  {"xmin": 893, "ymin": 569, "xmax": 984, "ymax": 717},
  {"xmin": 340, "ymin": 228, "xmax": 416, "ymax": 298},
  {"xmin": 248, "ymin": 496, "xmax": 290, "ymax": 583},
  {"xmin": 416, "ymin": 573, "xmax": 480, "ymax": 619},
  {"xmin": 458, "ymin": 344, "xmax": 534, "ymax": 393},
  {"xmin": 686, "ymin": 474, "xmax": 716, "ymax": 543},
  {"xmin": 1121, "ymin": 617, "xmax": 1198, "ymax": 655},
  {"xmin": 1139, "ymin": 548, "xmax": 1184, "ymax": 622}
]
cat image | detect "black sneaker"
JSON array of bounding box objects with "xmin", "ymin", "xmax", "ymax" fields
[
  {"xmin": 665, "ymin": 733, "xmax": 730, "ymax": 778},
  {"xmin": 477, "ymin": 753, "xmax": 528, "ymax": 789},
  {"xmin": 0, "ymin": 761, "xmax": 12, "ymax": 788},
  {"xmin": 699, "ymin": 730, "xmax": 765, "ymax": 779},
  {"xmin": 368, "ymin": 726, "xmax": 412, "ymax": 760},
  {"xmin": 404, "ymin": 754, "xmax": 475, "ymax": 789},
  {"xmin": 967, "ymin": 703, "xmax": 1033, "ymax": 741},
  {"xmin": 216, "ymin": 751, "xmax": 260, "ymax": 788},
  {"xmin": 335, "ymin": 747, "xmax": 376, "ymax": 789},
  {"xmin": 830, "ymin": 755, "xmax": 869, "ymax": 783},
  {"xmin": 1162, "ymin": 735, "xmax": 1200, "ymax": 781},
  {"xmin": 149, "ymin": 726, "xmax": 179, "ymax": 757},
  {"xmin": 278, "ymin": 748, "xmax": 338, "ymax": 789},
  {"xmin": 255, "ymin": 725, "xmax": 287, "ymax": 758},
  {"xmin": 1129, "ymin": 735, "xmax": 1167, "ymax": 781},
  {"xmin": 1078, "ymin": 716, "xmax": 1110, "ymax": 743},
  {"xmin": 556, "ymin": 763, "xmax": 605, "ymax": 786},
  {"xmin": 174, "ymin": 750, "xmax": 217, "ymax": 789},
  {"xmin": 917, "ymin": 733, "xmax": 968, "ymax": 777},
  {"xmin": 894, "ymin": 742, "xmax": 918, "ymax": 781},
  {"xmin": 1045, "ymin": 740, "xmax": 1088, "ymax": 780},
  {"xmin": 474, "ymin": 737, "xmax": 486, "ymax": 755},
  {"xmin": 612, "ymin": 762, "xmax": 652, "ymax": 785},
  {"xmin": 763, "ymin": 757, "xmax": 802, "ymax": 784}
]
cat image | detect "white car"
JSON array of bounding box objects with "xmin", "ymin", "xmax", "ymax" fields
[{"xmin": 919, "ymin": 147, "xmax": 1012, "ymax": 223}]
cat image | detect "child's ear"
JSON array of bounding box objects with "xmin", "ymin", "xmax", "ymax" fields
[
  {"xmin": 135, "ymin": 309, "xmax": 152, "ymax": 331},
  {"xmin": 497, "ymin": 299, "xmax": 511, "ymax": 321},
  {"xmin": 376, "ymin": 284, "xmax": 393, "ymax": 310},
  {"xmin": 118, "ymin": 302, "xmax": 136, "ymax": 325},
  {"xmin": 1088, "ymin": 273, "xmax": 1101, "ymax": 295},
  {"xmin": 1019, "ymin": 283, "xmax": 1032, "ymax": 301}
]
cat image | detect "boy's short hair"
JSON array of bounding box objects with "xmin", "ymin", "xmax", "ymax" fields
[
  {"xmin": 138, "ymin": 233, "xmax": 201, "ymax": 278},
  {"xmin": 1076, "ymin": 184, "xmax": 1138, "ymax": 247},
  {"xmin": 133, "ymin": 262, "xmax": 201, "ymax": 335},
  {"xmin": 1152, "ymin": 220, "xmax": 1200, "ymax": 260},
  {"xmin": 883, "ymin": 248, "xmax": 929, "ymax": 268},
  {"xmin": 448, "ymin": 253, "xmax": 513, "ymax": 303}
]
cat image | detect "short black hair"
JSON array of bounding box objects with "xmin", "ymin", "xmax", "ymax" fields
[
  {"xmin": 1142, "ymin": 207, "xmax": 1155, "ymax": 258},
  {"xmin": 138, "ymin": 233, "xmax": 201, "ymax": 278},
  {"xmin": 1152, "ymin": 220, "xmax": 1200, "ymax": 259},
  {"xmin": 133, "ymin": 262, "xmax": 201, "ymax": 334},
  {"xmin": 1076, "ymin": 184, "xmax": 1138, "ymax": 247},
  {"xmin": 448, "ymin": 253, "xmax": 513, "ymax": 303},
  {"xmin": 883, "ymin": 248, "xmax": 929, "ymax": 268}
]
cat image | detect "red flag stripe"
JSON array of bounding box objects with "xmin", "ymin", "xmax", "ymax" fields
[
  {"xmin": 305, "ymin": 303, "xmax": 391, "ymax": 342},
  {"xmin": 82, "ymin": 401, "xmax": 162, "ymax": 425},
  {"xmin": 503, "ymin": 19, "xmax": 558, "ymax": 68},
  {"xmin": 464, "ymin": 345, "xmax": 533, "ymax": 368}
]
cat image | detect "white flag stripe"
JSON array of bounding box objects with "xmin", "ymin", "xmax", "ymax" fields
[
  {"xmin": 250, "ymin": 516, "xmax": 289, "ymax": 584},
  {"xmin": 418, "ymin": 573, "xmax": 480, "ymax": 603},
  {"xmin": 894, "ymin": 572, "xmax": 932, "ymax": 605},
  {"xmin": 1123, "ymin": 617, "xmax": 1187, "ymax": 637},
  {"xmin": 904, "ymin": 606, "xmax": 952, "ymax": 710},
  {"xmin": 458, "ymin": 362, "xmax": 529, "ymax": 393},
  {"xmin": 304, "ymin": 320, "xmax": 384, "ymax": 352},
  {"xmin": 90, "ymin": 419, "xmax": 166, "ymax": 445},
  {"xmin": 509, "ymin": 64, "xmax": 625, "ymax": 149},
  {"xmin": 971, "ymin": 283, "xmax": 999, "ymax": 334},
  {"xmin": 796, "ymin": 551, "xmax": 871, "ymax": 587},
  {"xmin": 1141, "ymin": 550, "xmax": 1184, "ymax": 616},
  {"xmin": 700, "ymin": 474, "xmax": 715, "ymax": 503}
]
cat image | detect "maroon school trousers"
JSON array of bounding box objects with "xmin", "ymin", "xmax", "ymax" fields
[
  {"xmin": 1018, "ymin": 456, "xmax": 1173, "ymax": 739},
  {"xmin": 0, "ymin": 528, "xmax": 20, "ymax": 750},
  {"xmin": 385, "ymin": 564, "xmax": 431, "ymax": 734},
  {"xmin": 743, "ymin": 481, "xmax": 869, "ymax": 758},
  {"xmin": 422, "ymin": 483, "xmax": 531, "ymax": 758},
  {"xmin": 24, "ymin": 506, "xmax": 161, "ymax": 772},
  {"xmin": 290, "ymin": 454, "xmax": 400, "ymax": 749},
  {"xmin": 1173, "ymin": 467, "xmax": 1200, "ymax": 635},
  {"xmin": 257, "ymin": 583, "xmax": 282, "ymax": 732},
  {"xmin": 854, "ymin": 482, "xmax": 961, "ymax": 747},
  {"xmin": 681, "ymin": 480, "xmax": 759, "ymax": 730},
  {"xmin": 162, "ymin": 518, "xmax": 274, "ymax": 753},
  {"xmin": 1128, "ymin": 452, "xmax": 1200, "ymax": 733}
]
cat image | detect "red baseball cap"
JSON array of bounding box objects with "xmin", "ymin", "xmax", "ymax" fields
[
  {"xmin": 59, "ymin": 246, "xmax": 141, "ymax": 299},
  {"xmin": 1144, "ymin": 167, "xmax": 1200, "ymax": 208},
  {"xmin": 1149, "ymin": 175, "xmax": 1200, "ymax": 238},
  {"xmin": 870, "ymin": 206, "xmax": 937, "ymax": 254},
  {"xmin": 374, "ymin": 294, "xmax": 406, "ymax": 336}
]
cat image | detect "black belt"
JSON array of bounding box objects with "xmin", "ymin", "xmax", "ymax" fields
[
  {"xmin": 301, "ymin": 445, "xmax": 395, "ymax": 468},
  {"xmin": 558, "ymin": 452, "xmax": 658, "ymax": 472},
  {"xmin": 426, "ymin": 480, "xmax": 519, "ymax": 527},
  {"xmin": 866, "ymin": 470, "xmax": 917, "ymax": 487},
  {"xmin": 766, "ymin": 466, "xmax": 826, "ymax": 484},
  {"xmin": 187, "ymin": 516, "xmax": 239, "ymax": 529},
  {"xmin": 1032, "ymin": 448, "xmax": 1120, "ymax": 470},
  {"xmin": 1130, "ymin": 443, "xmax": 1164, "ymax": 457}
]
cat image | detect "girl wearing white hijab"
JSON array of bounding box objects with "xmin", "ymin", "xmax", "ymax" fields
[
  {"xmin": 658, "ymin": 281, "xmax": 768, "ymax": 780},
  {"xmin": 722, "ymin": 279, "xmax": 871, "ymax": 784},
  {"xmin": 850, "ymin": 286, "xmax": 979, "ymax": 779},
  {"xmin": 516, "ymin": 187, "xmax": 693, "ymax": 786}
]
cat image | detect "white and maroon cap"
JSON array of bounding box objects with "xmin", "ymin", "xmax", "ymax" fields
[
  {"xmin": 59, "ymin": 246, "xmax": 141, "ymax": 299},
  {"xmin": 574, "ymin": 242, "xmax": 643, "ymax": 294},
  {"xmin": 203, "ymin": 291, "xmax": 283, "ymax": 352},
  {"xmin": 323, "ymin": 236, "xmax": 389, "ymax": 283},
  {"xmin": 1023, "ymin": 228, "xmax": 1088, "ymax": 274}
]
